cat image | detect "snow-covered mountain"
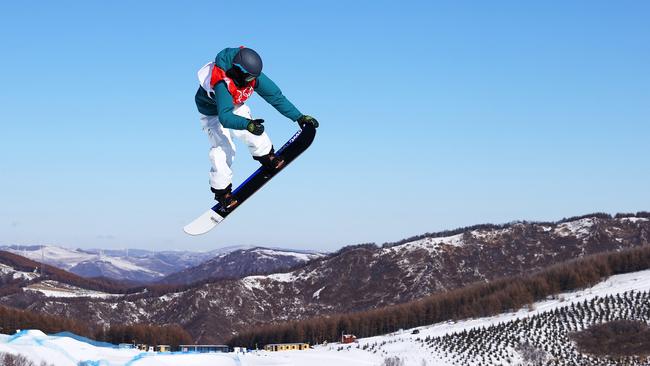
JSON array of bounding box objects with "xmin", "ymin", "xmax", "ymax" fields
[
  {"xmin": 159, "ymin": 247, "xmax": 325, "ymax": 285},
  {"xmin": 3, "ymin": 213, "xmax": 647, "ymax": 344},
  {"xmin": 0, "ymin": 245, "xmax": 245, "ymax": 283},
  {"xmin": 0, "ymin": 245, "xmax": 320, "ymax": 284},
  {"xmin": 3, "ymin": 268, "xmax": 650, "ymax": 366},
  {"xmin": 0, "ymin": 250, "xmax": 142, "ymax": 297}
]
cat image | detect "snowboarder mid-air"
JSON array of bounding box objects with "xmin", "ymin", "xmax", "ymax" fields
[{"xmin": 195, "ymin": 47, "xmax": 319, "ymax": 210}]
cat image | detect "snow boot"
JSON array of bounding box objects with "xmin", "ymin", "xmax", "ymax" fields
[
  {"xmin": 211, "ymin": 184, "xmax": 239, "ymax": 210},
  {"xmin": 253, "ymin": 148, "xmax": 285, "ymax": 171}
]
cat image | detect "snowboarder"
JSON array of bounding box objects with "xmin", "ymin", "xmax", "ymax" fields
[{"xmin": 195, "ymin": 47, "xmax": 319, "ymax": 210}]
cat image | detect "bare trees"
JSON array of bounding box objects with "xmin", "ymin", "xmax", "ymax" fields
[{"xmin": 102, "ymin": 323, "xmax": 192, "ymax": 348}]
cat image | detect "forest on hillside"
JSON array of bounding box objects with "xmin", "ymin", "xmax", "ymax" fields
[{"xmin": 229, "ymin": 244, "xmax": 650, "ymax": 348}]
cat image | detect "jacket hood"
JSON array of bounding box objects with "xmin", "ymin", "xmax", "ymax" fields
[{"xmin": 214, "ymin": 47, "xmax": 240, "ymax": 71}]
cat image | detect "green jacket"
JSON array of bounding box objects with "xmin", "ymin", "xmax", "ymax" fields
[{"xmin": 195, "ymin": 47, "xmax": 302, "ymax": 130}]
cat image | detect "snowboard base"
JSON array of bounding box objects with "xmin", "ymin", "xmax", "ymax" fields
[{"xmin": 183, "ymin": 209, "xmax": 224, "ymax": 236}]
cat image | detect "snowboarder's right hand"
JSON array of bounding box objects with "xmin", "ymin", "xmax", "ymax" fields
[
  {"xmin": 297, "ymin": 115, "xmax": 319, "ymax": 129},
  {"xmin": 246, "ymin": 119, "xmax": 265, "ymax": 135}
]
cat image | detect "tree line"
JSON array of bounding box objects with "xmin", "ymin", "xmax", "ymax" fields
[
  {"xmin": 95, "ymin": 323, "xmax": 192, "ymax": 347},
  {"xmin": 0, "ymin": 305, "xmax": 191, "ymax": 347},
  {"xmin": 0, "ymin": 305, "xmax": 91, "ymax": 337},
  {"xmin": 228, "ymin": 244, "xmax": 650, "ymax": 349}
]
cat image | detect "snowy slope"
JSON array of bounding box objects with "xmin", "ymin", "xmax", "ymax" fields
[
  {"xmin": 3, "ymin": 269, "xmax": 650, "ymax": 365},
  {"xmin": 339, "ymin": 268, "xmax": 650, "ymax": 365}
]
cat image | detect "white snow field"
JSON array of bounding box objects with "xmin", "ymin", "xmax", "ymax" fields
[
  {"xmin": 2, "ymin": 269, "xmax": 650, "ymax": 366},
  {"xmin": 0, "ymin": 329, "xmax": 381, "ymax": 366}
]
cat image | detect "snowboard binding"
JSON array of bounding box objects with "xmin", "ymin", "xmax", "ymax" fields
[
  {"xmin": 254, "ymin": 148, "xmax": 286, "ymax": 172},
  {"xmin": 211, "ymin": 185, "xmax": 239, "ymax": 212}
]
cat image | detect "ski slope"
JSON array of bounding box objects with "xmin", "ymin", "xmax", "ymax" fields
[{"xmin": 2, "ymin": 269, "xmax": 650, "ymax": 365}]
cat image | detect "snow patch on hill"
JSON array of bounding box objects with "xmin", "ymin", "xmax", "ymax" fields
[
  {"xmin": 471, "ymin": 227, "xmax": 513, "ymax": 240},
  {"xmin": 241, "ymin": 271, "xmax": 297, "ymax": 292},
  {"xmin": 23, "ymin": 280, "xmax": 122, "ymax": 299},
  {"xmin": 618, "ymin": 216, "xmax": 649, "ymax": 223},
  {"xmin": 253, "ymin": 248, "xmax": 324, "ymax": 262},
  {"xmin": 312, "ymin": 286, "xmax": 326, "ymax": 299},
  {"xmin": 554, "ymin": 218, "xmax": 594, "ymax": 238},
  {"xmin": 159, "ymin": 291, "xmax": 186, "ymax": 302},
  {"xmin": 0, "ymin": 263, "xmax": 40, "ymax": 280},
  {"xmin": 385, "ymin": 233, "xmax": 466, "ymax": 254}
]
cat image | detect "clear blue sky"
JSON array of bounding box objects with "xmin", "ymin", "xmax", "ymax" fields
[{"xmin": 1, "ymin": 1, "xmax": 648, "ymax": 252}]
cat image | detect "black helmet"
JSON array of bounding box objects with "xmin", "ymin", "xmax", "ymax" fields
[{"xmin": 232, "ymin": 48, "xmax": 263, "ymax": 77}]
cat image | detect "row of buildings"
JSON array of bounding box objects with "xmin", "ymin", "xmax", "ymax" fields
[
  {"xmin": 118, "ymin": 344, "xmax": 231, "ymax": 353},
  {"xmin": 263, "ymin": 343, "xmax": 310, "ymax": 351},
  {"xmin": 120, "ymin": 343, "xmax": 310, "ymax": 353},
  {"xmin": 117, "ymin": 334, "xmax": 358, "ymax": 353},
  {"xmin": 263, "ymin": 334, "xmax": 357, "ymax": 351}
]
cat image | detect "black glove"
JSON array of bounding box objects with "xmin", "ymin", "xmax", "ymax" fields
[
  {"xmin": 246, "ymin": 119, "xmax": 265, "ymax": 135},
  {"xmin": 297, "ymin": 115, "xmax": 319, "ymax": 129}
]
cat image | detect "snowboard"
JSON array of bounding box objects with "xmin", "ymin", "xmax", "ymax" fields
[{"xmin": 183, "ymin": 124, "xmax": 317, "ymax": 235}]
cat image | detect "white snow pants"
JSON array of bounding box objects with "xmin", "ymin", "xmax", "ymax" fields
[{"xmin": 200, "ymin": 104, "xmax": 273, "ymax": 190}]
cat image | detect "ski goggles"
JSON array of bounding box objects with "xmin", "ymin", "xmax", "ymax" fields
[{"xmin": 234, "ymin": 63, "xmax": 258, "ymax": 83}]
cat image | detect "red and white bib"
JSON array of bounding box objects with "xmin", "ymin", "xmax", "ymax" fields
[
  {"xmin": 197, "ymin": 62, "xmax": 256, "ymax": 105},
  {"xmin": 209, "ymin": 65, "xmax": 256, "ymax": 104}
]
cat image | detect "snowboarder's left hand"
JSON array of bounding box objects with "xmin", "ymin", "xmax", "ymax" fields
[
  {"xmin": 298, "ymin": 115, "xmax": 319, "ymax": 129},
  {"xmin": 246, "ymin": 119, "xmax": 265, "ymax": 135}
]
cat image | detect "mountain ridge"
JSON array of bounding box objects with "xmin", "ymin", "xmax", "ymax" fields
[
  {"xmin": 1, "ymin": 212, "xmax": 648, "ymax": 343},
  {"xmin": 0, "ymin": 244, "xmax": 322, "ymax": 284},
  {"xmin": 158, "ymin": 247, "xmax": 325, "ymax": 285}
]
